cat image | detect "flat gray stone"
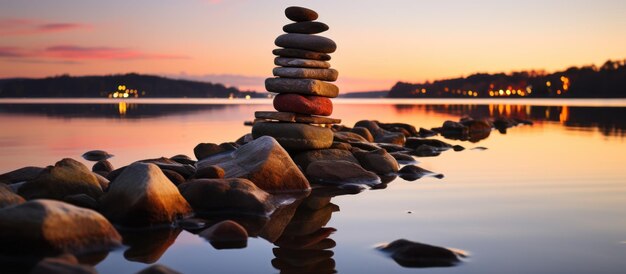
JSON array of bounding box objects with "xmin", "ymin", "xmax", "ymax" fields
[
  {"xmin": 274, "ymin": 57, "xmax": 330, "ymax": 68},
  {"xmin": 275, "ymin": 33, "xmax": 336, "ymax": 53},
  {"xmin": 265, "ymin": 78, "xmax": 339, "ymax": 98},
  {"xmin": 255, "ymin": 111, "xmax": 341, "ymax": 124},
  {"xmin": 273, "ymin": 67, "xmax": 338, "ymax": 82},
  {"xmin": 283, "ymin": 21, "xmax": 329, "ymax": 34},
  {"xmin": 273, "ymin": 48, "xmax": 331, "ymax": 61},
  {"xmin": 252, "ymin": 122, "xmax": 334, "ymax": 150}
]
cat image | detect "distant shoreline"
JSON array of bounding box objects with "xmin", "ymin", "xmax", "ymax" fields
[{"xmin": 1, "ymin": 98, "xmax": 625, "ymax": 107}]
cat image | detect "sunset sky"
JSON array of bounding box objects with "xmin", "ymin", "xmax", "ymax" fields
[{"xmin": 1, "ymin": 0, "xmax": 625, "ymax": 92}]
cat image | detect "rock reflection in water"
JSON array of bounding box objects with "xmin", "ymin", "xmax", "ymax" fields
[{"xmin": 120, "ymin": 228, "xmax": 182, "ymax": 264}]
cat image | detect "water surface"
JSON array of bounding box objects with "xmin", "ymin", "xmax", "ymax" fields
[{"xmin": 0, "ymin": 99, "xmax": 624, "ymax": 274}]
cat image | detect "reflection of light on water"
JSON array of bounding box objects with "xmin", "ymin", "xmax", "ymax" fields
[
  {"xmin": 526, "ymin": 105, "xmax": 532, "ymax": 116},
  {"xmin": 118, "ymin": 102, "xmax": 127, "ymax": 115},
  {"xmin": 559, "ymin": 106, "xmax": 569, "ymax": 123},
  {"xmin": 489, "ymin": 104, "xmax": 494, "ymax": 116}
]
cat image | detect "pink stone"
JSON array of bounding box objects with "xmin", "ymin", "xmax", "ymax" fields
[{"xmin": 273, "ymin": 93, "xmax": 333, "ymax": 116}]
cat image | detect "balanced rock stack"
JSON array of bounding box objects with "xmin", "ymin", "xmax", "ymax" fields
[{"xmin": 252, "ymin": 6, "xmax": 340, "ymax": 151}]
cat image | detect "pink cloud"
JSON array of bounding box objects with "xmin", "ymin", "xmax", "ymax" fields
[
  {"xmin": 0, "ymin": 19, "xmax": 90, "ymax": 36},
  {"xmin": 0, "ymin": 45, "xmax": 189, "ymax": 61}
]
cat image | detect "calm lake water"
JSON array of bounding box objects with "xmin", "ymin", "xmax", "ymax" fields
[{"xmin": 1, "ymin": 99, "xmax": 625, "ymax": 274}]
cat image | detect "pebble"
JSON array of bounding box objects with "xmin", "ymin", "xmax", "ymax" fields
[
  {"xmin": 273, "ymin": 67, "xmax": 338, "ymax": 81},
  {"xmin": 273, "ymin": 48, "xmax": 331, "ymax": 61},
  {"xmin": 265, "ymin": 78, "xmax": 339, "ymax": 98},
  {"xmin": 283, "ymin": 21, "xmax": 329, "ymax": 34},
  {"xmin": 274, "ymin": 57, "xmax": 330, "ymax": 68},
  {"xmin": 285, "ymin": 6, "xmax": 318, "ymax": 22},
  {"xmin": 275, "ymin": 33, "xmax": 337, "ymax": 53}
]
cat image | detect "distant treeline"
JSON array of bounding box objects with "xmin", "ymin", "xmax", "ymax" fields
[
  {"xmin": 388, "ymin": 59, "xmax": 626, "ymax": 98},
  {"xmin": 0, "ymin": 73, "xmax": 263, "ymax": 98}
]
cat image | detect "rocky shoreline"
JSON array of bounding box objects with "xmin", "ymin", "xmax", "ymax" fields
[{"xmin": 0, "ymin": 6, "xmax": 533, "ymax": 274}]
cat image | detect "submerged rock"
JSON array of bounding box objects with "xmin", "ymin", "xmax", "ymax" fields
[
  {"xmin": 196, "ymin": 136, "xmax": 310, "ymax": 192},
  {"xmin": 405, "ymin": 138, "xmax": 452, "ymax": 150},
  {"xmin": 100, "ymin": 162, "xmax": 192, "ymax": 227},
  {"xmin": 18, "ymin": 158, "xmax": 103, "ymax": 201},
  {"xmin": 178, "ymin": 178, "xmax": 274, "ymax": 216},
  {"xmin": 0, "ymin": 199, "xmax": 121, "ymax": 256},
  {"xmin": 378, "ymin": 239, "xmax": 465, "ymax": 268},
  {"xmin": 306, "ymin": 160, "xmax": 380, "ymax": 187},
  {"xmin": 398, "ymin": 165, "xmax": 444, "ymax": 181},
  {"xmin": 199, "ymin": 220, "xmax": 248, "ymax": 249}
]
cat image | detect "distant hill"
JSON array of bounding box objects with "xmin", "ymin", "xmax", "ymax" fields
[
  {"xmin": 0, "ymin": 73, "xmax": 263, "ymax": 98},
  {"xmin": 339, "ymin": 90, "xmax": 388, "ymax": 98},
  {"xmin": 388, "ymin": 59, "xmax": 626, "ymax": 98}
]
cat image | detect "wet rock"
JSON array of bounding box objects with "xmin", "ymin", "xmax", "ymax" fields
[
  {"xmin": 0, "ymin": 166, "xmax": 44, "ymax": 185},
  {"xmin": 30, "ymin": 254, "xmax": 97, "ymax": 274},
  {"xmin": 161, "ymin": 169, "xmax": 186, "ymax": 186},
  {"xmin": 273, "ymin": 67, "xmax": 338, "ymax": 82},
  {"xmin": 265, "ymin": 78, "xmax": 339, "ymax": 98},
  {"xmin": 252, "ymin": 122, "xmax": 334, "ymax": 151},
  {"xmin": 177, "ymin": 218, "xmax": 208, "ymax": 231},
  {"xmin": 81, "ymin": 150, "xmax": 113, "ymax": 161},
  {"xmin": 92, "ymin": 160, "xmax": 114, "ymax": 175},
  {"xmin": 389, "ymin": 152, "xmax": 416, "ymax": 164},
  {"xmin": 306, "ymin": 160, "xmax": 380, "ymax": 186},
  {"xmin": 292, "ymin": 149, "xmax": 359, "ymax": 170},
  {"xmin": 178, "ymin": 178, "xmax": 273, "ymax": 216},
  {"xmin": 273, "ymin": 93, "xmax": 333, "ymax": 116},
  {"xmin": 0, "ymin": 184, "xmax": 25, "ymax": 208},
  {"xmin": 0, "ymin": 199, "xmax": 121, "ymax": 256},
  {"xmin": 199, "ymin": 220, "xmax": 248, "ymax": 249},
  {"xmin": 348, "ymin": 141, "xmax": 382, "ymax": 151},
  {"xmin": 418, "ymin": 127, "xmax": 438, "ymax": 138},
  {"xmin": 333, "ymin": 131, "xmax": 369, "ymax": 143},
  {"xmin": 378, "ymin": 239, "xmax": 464, "ymax": 268},
  {"xmin": 405, "ymin": 138, "xmax": 452, "ymax": 150},
  {"xmin": 329, "ymin": 142, "xmax": 351, "ymax": 150},
  {"xmin": 452, "ymin": 145, "xmax": 465, "ymax": 152},
  {"xmin": 354, "ymin": 120, "xmax": 405, "ymax": 145},
  {"xmin": 350, "ymin": 127, "xmax": 374, "ymax": 142},
  {"xmin": 138, "ymin": 157, "xmax": 196, "ymax": 179},
  {"xmin": 197, "ymin": 136, "xmax": 310, "ymax": 192},
  {"xmin": 412, "ymin": 144, "xmax": 442, "ymax": 157},
  {"xmin": 63, "ymin": 193, "xmax": 99, "ymax": 210},
  {"xmin": 377, "ymin": 143, "xmax": 410, "ymax": 153},
  {"xmin": 92, "ymin": 172, "xmax": 110, "ymax": 190},
  {"xmin": 275, "ymin": 57, "xmax": 331, "ymax": 68},
  {"xmin": 352, "ymin": 148, "xmax": 399, "ymax": 175},
  {"xmin": 136, "ymin": 264, "xmax": 182, "ymax": 274},
  {"xmin": 275, "ymin": 33, "xmax": 337, "ymax": 53},
  {"xmin": 194, "ymin": 143, "xmax": 227, "ymax": 161},
  {"xmin": 121, "ymin": 228, "xmax": 181, "ymax": 263},
  {"xmin": 18, "ymin": 158, "xmax": 103, "ymax": 201},
  {"xmin": 285, "ymin": 6, "xmax": 318, "ymax": 22},
  {"xmin": 398, "ymin": 165, "xmax": 444, "ymax": 181},
  {"xmin": 193, "ymin": 165, "xmax": 225, "ymax": 179},
  {"xmin": 100, "ymin": 162, "xmax": 192, "ymax": 227},
  {"xmin": 170, "ymin": 154, "xmax": 196, "ymax": 165},
  {"xmin": 378, "ymin": 122, "xmax": 419, "ymax": 137},
  {"xmin": 273, "ymin": 48, "xmax": 331, "ymax": 61}
]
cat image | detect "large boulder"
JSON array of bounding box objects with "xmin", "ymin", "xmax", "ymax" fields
[
  {"xmin": 18, "ymin": 159, "xmax": 103, "ymax": 201},
  {"xmin": 196, "ymin": 136, "xmax": 310, "ymax": 192},
  {"xmin": 0, "ymin": 166, "xmax": 44, "ymax": 184},
  {"xmin": 352, "ymin": 148, "xmax": 399, "ymax": 175},
  {"xmin": 178, "ymin": 178, "xmax": 274, "ymax": 216},
  {"xmin": 0, "ymin": 199, "xmax": 121, "ymax": 256},
  {"xmin": 292, "ymin": 149, "xmax": 359, "ymax": 170},
  {"xmin": 100, "ymin": 162, "xmax": 192, "ymax": 227},
  {"xmin": 0, "ymin": 184, "xmax": 25, "ymax": 208}
]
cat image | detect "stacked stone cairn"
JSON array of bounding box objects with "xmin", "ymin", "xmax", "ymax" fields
[{"xmin": 252, "ymin": 6, "xmax": 340, "ymax": 150}]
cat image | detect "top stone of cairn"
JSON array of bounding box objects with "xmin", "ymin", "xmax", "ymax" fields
[{"xmin": 285, "ymin": 6, "xmax": 318, "ymax": 22}]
